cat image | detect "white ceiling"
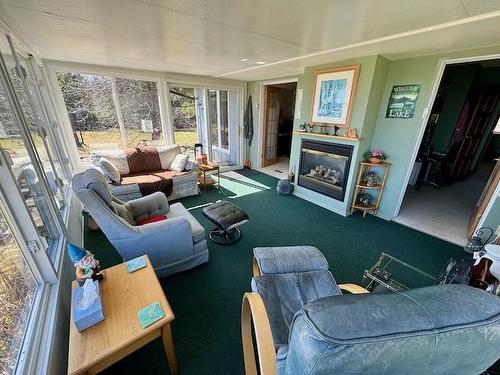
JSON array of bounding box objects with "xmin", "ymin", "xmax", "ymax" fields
[{"xmin": 1, "ymin": 0, "xmax": 500, "ymax": 81}]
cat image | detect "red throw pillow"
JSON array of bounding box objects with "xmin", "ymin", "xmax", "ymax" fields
[{"xmin": 135, "ymin": 215, "xmax": 167, "ymax": 226}]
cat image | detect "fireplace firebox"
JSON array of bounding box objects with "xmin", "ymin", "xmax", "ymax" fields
[{"xmin": 298, "ymin": 140, "xmax": 353, "ymax": 201}]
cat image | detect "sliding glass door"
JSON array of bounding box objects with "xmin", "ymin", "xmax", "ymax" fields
[{"xmin": 206, "ymin": 89, "xmax": 239, "ymax": 166}]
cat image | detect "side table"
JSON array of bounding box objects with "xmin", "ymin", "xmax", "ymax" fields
[
  {"xmin": 68, "ymin": 255, "xmax": 178, "ymax": 375},
  {"xmin": 198, "ymin": 163, "xmax": 220, "ymax": 191}
]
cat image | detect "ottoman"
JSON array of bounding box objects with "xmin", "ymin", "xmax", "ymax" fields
[{"xmin": 202, "ymin": 201, "xmax": 249, "ymax": 245}]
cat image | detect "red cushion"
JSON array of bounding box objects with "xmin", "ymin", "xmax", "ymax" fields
[{"xmin": 135, "ymin": 215, "xmax": 167, "ymax": 226}]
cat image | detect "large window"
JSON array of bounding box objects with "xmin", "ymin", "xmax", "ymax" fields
[
  {"xmin": 0, "ymin": 55, "xmax": 63, "ymax": 258},
  {"xmin": 0, "ymin": 204, "xmax": 39, "ymax": 374},
  {"xmin": 56, "ymin": 72, "xmax": 163, "ymax": 159},
  {"xmin": 170, "ymin": 86, "xmax": 199, "ymax": 148},
  {"xmin": 0, "ymin": 32, "xmax": 61, "ymax": 375}
]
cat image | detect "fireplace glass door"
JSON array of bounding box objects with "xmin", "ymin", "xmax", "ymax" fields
[{"xmin": 298, "ymin": 140, "xmax": 353, "ymax": 201}]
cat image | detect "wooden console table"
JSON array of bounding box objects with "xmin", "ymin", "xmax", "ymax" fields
[{"xmin": 68, "ymin": 255, "xmax": 177, "ymax": 375}]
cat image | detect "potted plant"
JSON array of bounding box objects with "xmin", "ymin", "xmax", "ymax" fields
[{"xmin": 364, "ymin": 149, "xmax": 387, "ymax": 164}]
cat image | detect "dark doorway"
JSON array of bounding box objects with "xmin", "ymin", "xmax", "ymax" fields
[{"xmin": 396, "ymin": 59, "xmax": 500, "ymax": 245}]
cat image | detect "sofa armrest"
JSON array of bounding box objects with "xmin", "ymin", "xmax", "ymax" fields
[
  {"xmin": 241, "ymin": 292, "xmax": 277, "ymax": 375},
  {"xmin": 127, "ymin": 192, "xmax": 170, "ymax": 222},
  {"xmin": 339, "ymin": 283, "xmax": 370, "ymax": 294},
  {"xmin": 113, "ymin": 216, "xmax": 194, "ymax": 268}
]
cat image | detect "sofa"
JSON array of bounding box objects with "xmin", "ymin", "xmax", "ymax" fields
[
  {"xmin": 72, "ymin": 168, "xmax": 209, "ymax": 277},
  {"xmin": 243, "ymin": 246, "xmax": 500, "ymax": 375},
  {"xmin": 90, "ymin": 145, "xmax": 199, "ymax": 201}
]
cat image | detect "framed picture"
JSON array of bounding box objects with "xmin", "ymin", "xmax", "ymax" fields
[
  {"xmin": 385, "ymin": 84, "xmax": 421, "ymax": 119},
  {"xmin": 311, "ymin": 64, "xmax": 360, "ymax": 127}
]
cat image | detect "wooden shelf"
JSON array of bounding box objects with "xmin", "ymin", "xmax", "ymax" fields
[
  {"xmin": 351, "ymin": 161, "xmax": 391, "ymax": 218},
  {"xmin": 356, "ymin": 183, "xmax": 382, "ymax": 189},
  {"xmin": 352, "ymin": 204, "xmax": 378, "ymax": 210},
  {"xmin": 293, "ymin": 131, "xmax": 361, "ymax": 142},
  {"xmin": 360, "ymin": 161, "xmax": 391, "ymax": 166}
]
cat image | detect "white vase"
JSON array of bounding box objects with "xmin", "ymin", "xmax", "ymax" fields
[{"xmin": 476, "ymin": 244, "xmax": 500, "ymax": 280}]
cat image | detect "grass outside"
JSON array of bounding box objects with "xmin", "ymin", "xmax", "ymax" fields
[
  {"xmin": 0, "ymin": 239, "xmax": 37, "ymax": 374},
  {"xmin": 0, "ymin": 129, "xmax": 198, "ymax": 159}
]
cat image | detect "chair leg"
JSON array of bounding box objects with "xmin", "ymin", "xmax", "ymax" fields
[
  {"xmin": 209, "ymin": 227, "xmax": 241, "ymax": 245},
  {"xmin": 241, "ymin": 293, "xmax": 277, "ymax": 375}
]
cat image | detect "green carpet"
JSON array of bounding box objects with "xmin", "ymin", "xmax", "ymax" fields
[{"xmin": 84, "ymin": 171, "xmax": 462, "ymax": 375}]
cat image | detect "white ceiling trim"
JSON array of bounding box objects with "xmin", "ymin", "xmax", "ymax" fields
[{"xmin": 217, "ymin": 10, "xmax": 500, "ymax": 79}]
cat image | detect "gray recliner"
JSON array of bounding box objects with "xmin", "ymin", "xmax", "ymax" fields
[
  {"xmin": 72, "ymin": 168, "xmax": 209, "ymax": 277},
  {"xmin": 242, "ymin": 246, "xmax": 500, "ymax": 375}
]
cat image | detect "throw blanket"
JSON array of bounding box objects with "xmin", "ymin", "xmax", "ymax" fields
[{"xmin": 120, "ymin": 170, "xmax": 187, "ymax": 197}]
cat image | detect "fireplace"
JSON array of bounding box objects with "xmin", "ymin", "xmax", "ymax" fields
[{"xmin": 298, "ymin": 140, "xmax": 353, "ymax": 201}]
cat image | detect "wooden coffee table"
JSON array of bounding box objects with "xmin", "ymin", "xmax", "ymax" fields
[{"xmin": 68, "ymin": 255, "xmax": 177, "ymax": 375}]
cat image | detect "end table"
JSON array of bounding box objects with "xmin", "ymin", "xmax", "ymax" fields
[{"xmin": 198, "ymin": 163, "xmax": 220, "ymax": 191}]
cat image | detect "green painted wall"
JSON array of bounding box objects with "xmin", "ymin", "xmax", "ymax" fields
[
  {"xmin": 246, "ymin": 44, "xmax": 500, "ymax": 228},
  {"xmin": 370, "ymin": 45, "xmax": 500, "ymax": 222},
  {"xmin": 290, "ymin": 56, "xmax": 391, "ymax": 215}
]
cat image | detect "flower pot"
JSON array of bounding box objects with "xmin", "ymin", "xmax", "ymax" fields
[{"xmin": 369, "ymin": 157, "xmax": 383, "ymax": 164}]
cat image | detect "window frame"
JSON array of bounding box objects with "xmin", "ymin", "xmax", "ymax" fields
[
  {"xmin": 45, "ymin": 62, "xmax": 170, "ymax": 169},
  {"xmin": 0, "ymin": 35, "xmax": 68, "ymax": 375}
]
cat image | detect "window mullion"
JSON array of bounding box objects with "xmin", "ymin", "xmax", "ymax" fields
[
  {"xmin": 110, "ymin": 76, "xmax": 127, "ymax": 148},
  {"xmin": 28, "ymin": 59, "xmax": 72, "ymax": 180},
  {"xmin": 216, "ymin": 90, "xmax": 222, "ymax": 148},
  {"xmin": 161, "ymin": 79, "xmax": 175, "ymax": 144}
]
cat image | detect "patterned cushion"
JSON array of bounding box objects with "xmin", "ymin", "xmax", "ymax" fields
[
  {"xmin": 96, "ymin": 157, "xmax": 121, "ymax": 183},
  {"xmin": 170, "ymin": 154, "xmax": 189, "ymax": 172}
]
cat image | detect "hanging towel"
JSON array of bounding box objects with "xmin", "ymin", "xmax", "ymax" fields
[{"xmin": 243, "ymin": 95, "xmax": 254, "ymax": 146}]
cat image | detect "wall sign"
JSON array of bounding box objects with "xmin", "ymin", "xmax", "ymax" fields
[{"xmin": 385, "ymin": 84, "xmax": 421, "ymax": 119}]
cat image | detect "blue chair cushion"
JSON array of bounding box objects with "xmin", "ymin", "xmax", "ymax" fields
[
  {"xmin": 251, "ymin": 270, "xmax": 341, "ymax": 352},
  {"xmin": 253, "ymin": 246, "xmax": 328, "ymax": 274},
  {"xmin": 284, "ymin": 284, "xmax": 500, "ymax": 375}
]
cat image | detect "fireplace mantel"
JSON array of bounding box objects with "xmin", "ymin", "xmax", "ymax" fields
[{"xmin": 293, "ymin": 131, "xmax": 362, "ymax": 142}]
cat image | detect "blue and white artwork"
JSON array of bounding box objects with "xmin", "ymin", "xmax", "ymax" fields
[
  {"xmin": 311, "ymin": 65, "xmax": 359, "ymax": 126},
  {"xmin": 317, "ymin": 79, "xmax": 347, "ymax": 118}
]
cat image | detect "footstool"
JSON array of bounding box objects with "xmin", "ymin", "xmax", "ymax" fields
[{"xmin": 202, "ymin": 201, "xmax": 249, "ymax": 245}]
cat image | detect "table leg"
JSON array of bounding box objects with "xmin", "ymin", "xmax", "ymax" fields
[{"xmin": 162, "ymin": 324, "xmax": 178, "ymax": 375}]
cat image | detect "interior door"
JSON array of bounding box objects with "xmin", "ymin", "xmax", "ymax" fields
[
  {"xmin": 468, "ymin": 158, "xmax": 500, "ymax": 237},
  {"xmin": 262, "ymin": 86, "xmax": 280, "ymax": 167},
  {"xmin": 450, "ymin": 90, "xmax": 500, "ymax": 180}
]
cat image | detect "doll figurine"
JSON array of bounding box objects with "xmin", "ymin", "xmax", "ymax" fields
[{"xmin": 67, "ymin": 243, "xmax": 104, "ymax": 285}]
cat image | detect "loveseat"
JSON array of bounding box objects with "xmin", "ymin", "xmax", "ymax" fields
[{"xmin": 90, "ymin": 145, "xmax": 199, "ymax": 201}]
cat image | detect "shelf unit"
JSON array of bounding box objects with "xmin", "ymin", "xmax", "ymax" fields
[
  {"xmin": 350, "ymin": 161, "xmax": 390, "ymax": 217},
  {"xmin": 293, "ymin": 131, "xmax": 361, "ymax": 142}
]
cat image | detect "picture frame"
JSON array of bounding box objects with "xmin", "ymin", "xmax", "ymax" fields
[{"xmin": 310, "ymin": 64, "xmax": 360, "ymax": 127}]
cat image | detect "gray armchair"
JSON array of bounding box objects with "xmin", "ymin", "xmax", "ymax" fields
[
  {"xmin": 242, "ymin": 246, "xmax": 500, "ymax": 375},
  {"xmin": 73, "ymin": 168, "xmax": 209, "ymax": 277}
]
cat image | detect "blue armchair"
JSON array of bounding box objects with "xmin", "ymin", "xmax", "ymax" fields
[
  {"xmin": 242, "ymin": 246, "xmax": 500, "ymax": 374},
  {"xmin": 73, "ymin": 168, "xmax": 209, "ymax": 277}
]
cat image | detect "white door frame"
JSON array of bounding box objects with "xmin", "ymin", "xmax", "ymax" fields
[
  {"xmin": 393, "ymin": 52, "xmax": 500, "ymax": 218},
  {"xmin": 256, "ymin": 78, "xmax": 298, "ymax": 169}
]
